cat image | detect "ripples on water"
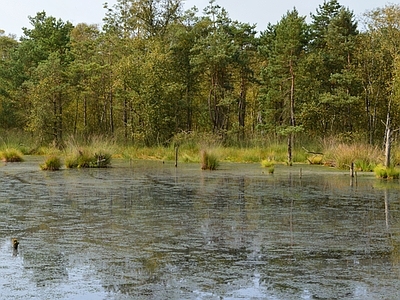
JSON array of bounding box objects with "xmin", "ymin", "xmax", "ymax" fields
[{"xmin": 1, "ymin": 157, "xmax": 400, "ymax": 299}]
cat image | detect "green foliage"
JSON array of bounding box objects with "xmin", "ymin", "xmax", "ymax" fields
[
  {"xmin": 65, "ymin": 149, "xmax": 112, "ymax": 168},
  {"xmin": 40, "ymin": 155, "xmax": 62, "ymax": 171},
  {"xmin": 323, "ymin": 139, "xmax": 382, "ymax": 170},
  {"xmin": 261, "ymin": 159, "xmax": 275, "ymax": 168},
  {"xmin": 374, "ymin": 165, "xmax": 400, "ymax": 179},
  {"xmin": 0, "ymin": 148, "xmax": 24, "ymax": 162},
  {"xmin": 355, "ymin": 159, "xmax": 376, "ymax": 172},
  {"xmin": 1, "ymin": 1, "xmax": 400, "ymax": 153},
  {"xmin": 261, "ymin": 159, "xmax": 275, "ymax": 174},
  {"xmin": 200, "ymin": 150, "xmax": 219, "ymax": 170},
  {"xmin": 307, "ymin": 154, "xmax": 324, "ymax": 165}
]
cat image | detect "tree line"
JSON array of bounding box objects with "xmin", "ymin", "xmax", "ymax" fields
[{"xmin": 1, "ymin": 0, "xmax": 400, "ymax": 153}]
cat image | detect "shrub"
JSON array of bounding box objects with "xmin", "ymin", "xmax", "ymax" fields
[
  {"xmin": 0, "ymin": 148, "xmax": 23, "ymax": 162},
  {"xmin": 40, "ymin": 155, "xmax": 62, "ymax": 171},
  {"xmin": 200, "ymin": 150, "xmax": 219, "ymax": 170}
]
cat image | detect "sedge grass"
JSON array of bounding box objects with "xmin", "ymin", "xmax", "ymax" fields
[
  {"xmin": 0, "ymin": 148, "xmax": 24, "ymax": 162},
  {"xmin": 40, "ymin": 155, "xmax": 62, "ymax": 171},
  {"xmin": 200, "ymin": 150, "xmax": 219, "ymax": 170},
  {"xmin": 323, "ymin": 139, "xmax": 382, "ymax": 171},
  {"xmin": 374, "ymin": 165, "xmax": 400, "ymax": 179}
]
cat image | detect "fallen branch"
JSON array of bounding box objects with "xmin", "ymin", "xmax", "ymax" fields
[{"xmin": 302, "ymin": 147, "xmax": 323, "ymax": 155}]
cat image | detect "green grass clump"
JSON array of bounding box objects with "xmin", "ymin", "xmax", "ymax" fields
[
  {"xmin": 307, "ymin": 154, "xmax": 324, "ymax": 165},
  {"xmin": 355, "ymin": 159, "xmax": 375, "ymax": 172},
  {"xmin": 374, "ymin": 165, "xmax": 400, "ymax": 179},
  {"xmin": 65, "ymin": 149, "xmax": 112, "ymax": 168},
  {"xmin": 0, "ymin": 148, "xmax": 24, "ymax": 162},
  {"xmin": 261, "ymin": 159, "xmax": 275, "ymax": 174},
  {"xmin": 200, "ymin": 150, "xmax": 219, "ymax": 170},
  {"xmin": 323, "ymin": 139, "xmax": 381, "ymax": 170},
  {"xmin": 93, "ymin": 151, "xmax": 112, "ymax": 168},
  {"xmin": 261, "ymin": 159, "xmax": 274, "ymax": 168},
  {"xmin": 40, "ymin": 155, "xmax": 62, "ymax": 171}
]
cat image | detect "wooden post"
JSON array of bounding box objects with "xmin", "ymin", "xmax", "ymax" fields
[
  {"xmin": 174, "ymin": 145, "xmax": 179, "ymax": 168},
  {"xmin": 350, "ymin": 162, "xmax": 354, "ymax": 178}
]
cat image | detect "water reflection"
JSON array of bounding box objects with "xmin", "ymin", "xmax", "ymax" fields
[{"xmin": 1, "ymin": 159, "xmax": 400, "ymax": 298}]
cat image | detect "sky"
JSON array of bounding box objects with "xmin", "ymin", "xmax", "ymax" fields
[{"xmin": 0, "ymin": 0, "xmax": 392, "ymax": 38}]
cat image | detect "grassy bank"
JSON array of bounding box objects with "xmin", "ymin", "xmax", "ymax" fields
[{"xmin": 0, "ymin": 131, "xmax": 398, "ymax": 173}]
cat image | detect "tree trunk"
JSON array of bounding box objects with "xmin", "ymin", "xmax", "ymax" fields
[
  {"xmin": 287, "ymin": 58, "xmax": 296, "ymax": 166},
  {"xmin": 238, "ymin": 72, "xmax": 246, "ymax": 142},
  {"xmin": 385, "ymin": 127, "xmax": 391, "ymax": 168}
]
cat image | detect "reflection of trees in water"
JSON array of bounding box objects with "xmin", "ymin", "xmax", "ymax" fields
[
  {"xmin": 378, "ymin": 185, "xmax": 400, "ymax": 266},
  {"xmin": 8, "ymin": 162, "xmax": 400, "ymax": 298}
]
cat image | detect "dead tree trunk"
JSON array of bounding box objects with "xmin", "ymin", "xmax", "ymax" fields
[{"xmin": 384, "ymin": 127, "xmax": 391, "ymax": 168}]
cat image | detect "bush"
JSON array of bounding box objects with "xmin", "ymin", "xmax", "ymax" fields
[
  {"xmin": 40, "ymin": 155, "xmax": 62, "ymax": 171},
  {"xmin": 0, "ymin": 148, "xmax": 24, "ymax": 162},
  {"xmin": 200, "ymin": 150, "xmax": 219, "ymax": 170}
]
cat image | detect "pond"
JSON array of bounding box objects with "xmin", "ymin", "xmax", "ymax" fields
[{"xmin": 1, "ymin": 157, "xmax": 400, "ymax": 299}]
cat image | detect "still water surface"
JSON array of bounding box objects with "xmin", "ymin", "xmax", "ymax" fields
[{"xmin": 1, "ymin": 157, "xmax": 400, "ymax": 299}]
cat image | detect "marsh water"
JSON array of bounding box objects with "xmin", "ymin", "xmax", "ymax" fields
[{"xmin": 1, "ymin": 157, "xmax": 400, "ymax": 299}]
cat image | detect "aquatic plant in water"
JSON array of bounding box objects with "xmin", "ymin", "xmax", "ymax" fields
[
  {"xmin": 374, "ymin": 165, "xmax": 400, "ymax": 179},
  {"xmin": 40, "ymin": 155, "xmax": 62, "ymax": 171},
  {"xmin": 66, "ymin": 149, "xmax": 112, "ymax": 168},
  {"xmin": 261, "ymin": 159, "xmax": 275, "ymax": 174},
  {"xmin": 0, "ymin": 148, "xmax": 24, "ymax": 162},
  {"xmin": 200, "ymin": 150, "xmax": 219, "ymax": 170}
]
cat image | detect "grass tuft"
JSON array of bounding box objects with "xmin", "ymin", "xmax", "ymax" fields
[
  {"xmin": 200, "ymin": 150, "xmax": 219, "ymax": 170},
  {"xmin": 374, "ymin": 165, "xmax": 400, "ymax": 179},
  {"xmin": 307, "ymin": 154, "xmax": 324, "ymax": 165},
  {"xmin": 323, "ymin": 139, "xmax": 381, "ymax": 171},
  {"xmin": 65, "ymin": 149, "xmax": 112, "ymax": 168},
  {"xmin": 40, "ymin": 155, "xmax": 62, "ymax": 171},
  {"xmin": 0, "ymin": 148, "xmax": 24, "ymax": 162}
]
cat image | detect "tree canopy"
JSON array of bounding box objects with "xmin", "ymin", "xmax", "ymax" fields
[{"xmin": 0, "ymin": 0, "xmax": 399, "ymax": 148}]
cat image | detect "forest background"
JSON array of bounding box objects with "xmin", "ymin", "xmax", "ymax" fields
[{"xmin": 1, "ymin": 0, "xmax": 400, "ymax": 167}]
